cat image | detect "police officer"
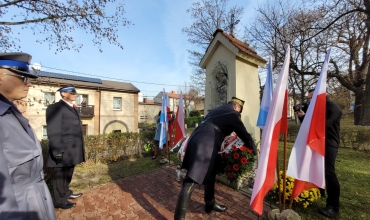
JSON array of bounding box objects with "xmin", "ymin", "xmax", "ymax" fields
[
  {"xmin": 174, "ymin": 97, "xmax": 256, "ymax": 220},
  {"xmin": 46, "ymin": 85, "xmax": 85, "ymax": 209},
  {"xmin": 0, "ymin": 52, "xmax": 57, "ymax": 219}
]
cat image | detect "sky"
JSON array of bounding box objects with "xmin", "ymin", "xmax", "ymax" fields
[{"xmin": 9, "ymin": 0, "xmax": 265, "ymax": 99}]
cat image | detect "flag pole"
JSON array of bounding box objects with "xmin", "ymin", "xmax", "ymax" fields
[
  {"xmin": 172, "ymin": 116, "xmax": 178, "ymax": 165},
  {"xmin": 276, "ymin": 149, "xmax": 282, "ymax": 212},
  {"xmin": 166, "ymin": 126, "xmax": 170, "ymax": 164},
  {"xmin": 282, "ymin": 133, "xmax": 287, "ymax": 210},
  {"xmin": 289, "ymin": 190, "xmax": 294, "ymax": 208}
]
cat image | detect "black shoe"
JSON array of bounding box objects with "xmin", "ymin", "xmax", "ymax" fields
[
  {"xmin": 69, "ymin": 193, "xmax": 83, "ymax": 199},
  {"xmin": 54, "ymin": 201, "xmax": 76, "ymax": 209},
  {"xmin": 318, "ymin": 206, "xmax": 339, "ymax": 218},
  {"xmin": 205, "ymin": 203, "xmax": 227, "ymax": 213}
]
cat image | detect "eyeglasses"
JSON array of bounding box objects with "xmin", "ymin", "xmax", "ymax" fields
[{"xmin": 2, "ymin": 72, "xmax": 30, "ymax": 84}]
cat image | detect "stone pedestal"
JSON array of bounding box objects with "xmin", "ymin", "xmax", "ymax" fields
[
  {"xmin": 216, "ymin": 172, "xmax": 254, "ymax": 190},
  {"xmin": 268, "ymin": 209, "xmax": 302, "ymax": 220}
]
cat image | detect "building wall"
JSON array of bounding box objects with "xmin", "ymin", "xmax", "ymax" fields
[
  {"xmin": 138, "ymin": 104, "xmax": 161, "ymax": 124},
  {"xmin": 100, "ymin": 91, "xmax": 138, "ymax": 133},
  {"xmin": 24, "ymin": 84, "xmax": 138, "ymax": 139},
  {"xmin": 204, "ymin": 43, "xmax": 236, "ymax": 112},
  {"xmin": 203, "ymin": 41, "xmax": 262, "ymax": 141},
  {"xmin": 23, "ymin": 85, "xmax": 100, "ymax": 139},
  {"xmin": 234, "ymin": 57, "xmax": 261, "ymax": 140}
]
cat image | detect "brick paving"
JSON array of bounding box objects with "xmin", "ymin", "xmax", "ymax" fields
[{"xmin": 55, "ymin": 166, "xmax": 273, "ymax": 219}]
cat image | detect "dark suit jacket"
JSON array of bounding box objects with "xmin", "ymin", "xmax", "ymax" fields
[
  {"xmin": 182, "ymin": 104, "xmax": 256, "ymax": 185},
  {"xmin": 46, "ymin": 100, "xmax": 85, "ymax": 167},
  {"xmin": 297, "ymin": 97, "xmax": 342, "ymax": 147}
]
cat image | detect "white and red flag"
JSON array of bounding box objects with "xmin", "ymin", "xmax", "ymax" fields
[
  {"xmin": 173, "ymin": 92, "xmax": 186, "ymax": 148},
  {"xmin": 250, "ymin": 45, "xmax": 290, "ymax": 215},
  {"xmin": 287, "ymin": 48, "xmax": 331, "ymax": 200}
]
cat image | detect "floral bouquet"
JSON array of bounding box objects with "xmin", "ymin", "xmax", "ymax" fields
[
  {"xmin": 270, "ymin": 171, "xmax": 322, "ymax": 208},
  {"xmin": 219, "ymin": 132, "xmax": 256, "ymax": 181}
]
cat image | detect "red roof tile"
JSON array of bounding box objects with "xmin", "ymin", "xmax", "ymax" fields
[
  {"xmin": 167, "ymin": 91, "xmax": 180, "ymax": 99},
  {"xmin": 213, "ymin": 29, "xmax": 266, "ymax": 63}
]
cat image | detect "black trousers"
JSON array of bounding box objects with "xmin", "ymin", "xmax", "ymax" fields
[
  {"xmin": 325, "ymin": 145, "xmax": 340, "ymax": 211},
  {"xmin": 52, "ymin": 166, "xmax": 75, "ymax": 205},
  {"xmin": 183, "ymin": 169, "xmax": 217, "ymax": 203}
]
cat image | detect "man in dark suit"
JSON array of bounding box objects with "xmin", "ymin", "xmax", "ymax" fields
[
  {"xmin": 46, "ymin": 85, "xmax": 85, "ymax": 209},
  {"xmin": 174, "ymin": 97, "xmax": 256, "ymax": 220}
]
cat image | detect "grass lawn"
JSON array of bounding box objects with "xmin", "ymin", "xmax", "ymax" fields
[
  {"xmin": 70, "ymin": 152, "xmax": 181, "ymax": 191},
  {"xmin": 276, "ymin": 142, "xmax": 370, "ymax": 219}
]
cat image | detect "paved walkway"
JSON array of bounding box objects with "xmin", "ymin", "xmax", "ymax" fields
[{"xmin": 55, "ymin": 166, "xmax": 273, "ymax": 220}]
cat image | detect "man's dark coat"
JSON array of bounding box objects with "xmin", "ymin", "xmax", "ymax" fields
[
  {"xmin": 182, "ymin": 104, "xmax": 256, "ymax": 185},
  {"xmin": 46, "ymin": 100, "xmax": 85, "ymax": 167}
]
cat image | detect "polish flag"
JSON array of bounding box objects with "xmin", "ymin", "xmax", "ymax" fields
[
  {"xmin": 173, "ymin": 92, "xmax": 186, "ymax": 148},
  {"xmin": 250, "ymin": 45, "xmax": 290, "ymax": 215},
  {"xmin": 287, "ymin": 48, "xmax": 331, "ymax": 199}
]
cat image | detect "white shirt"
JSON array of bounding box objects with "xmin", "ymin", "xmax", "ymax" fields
[{"xmin": 61, "ymin": 99, "xmax": 74, "ymax": 108}]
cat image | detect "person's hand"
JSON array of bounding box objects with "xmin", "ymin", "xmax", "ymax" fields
[
  {"xmin": 54, "ymin": 153, "xmax": 63, "ymax": 164},
  {"xmin": 297, "ymin": 109, "xmax": 305, "ymax": 117}
]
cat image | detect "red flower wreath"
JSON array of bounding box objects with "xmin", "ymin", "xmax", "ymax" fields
[
  {"xmin": 220, "ymin": 132, "xmax": 256, "ymax": 182},
  {"xmin": 240, "ymin": 157, "xmax": 248, "ymax": 165},
  {"xmin": 233, "ymin": 153, "xmax": 240, "ymax": 159}
]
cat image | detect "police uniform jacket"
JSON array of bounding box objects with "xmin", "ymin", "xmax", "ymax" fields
[
  {"xmin": 46, "ymin": 100, "xmax": 85, "ymax": 167},
  {"xmin": 182, "ymin": 104, "xmax": 256, "ymax": 185},
  {"xmin": 0, "ymin": 94, "xmax": 56, "ymax": 220}
]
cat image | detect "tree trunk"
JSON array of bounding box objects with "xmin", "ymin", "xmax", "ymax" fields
[
  {"xmin": 361, "ymin": 66, "xmax": 370, "ymax": 126},
  {"xmin": 354, "ymin": 92, "xmax": 363, "ymax": 125}
]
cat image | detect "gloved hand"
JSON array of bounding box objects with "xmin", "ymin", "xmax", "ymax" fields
[{"xmin": 54, "ymin": 153, "xmax": 63, "ymax": 164}]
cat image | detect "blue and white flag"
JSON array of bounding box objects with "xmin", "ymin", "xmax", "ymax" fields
[
  {"xmin": 159, "ymin": 89, "xmax": 168, "ymax": 150},
  {"xmin": 256, "ymin": 56, "xmax": 273, "ymax": 129}
]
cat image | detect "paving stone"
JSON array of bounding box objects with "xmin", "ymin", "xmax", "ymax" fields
[{"xmin": 55, "ymin": 166, "xmax": 272, "ymax": 220}]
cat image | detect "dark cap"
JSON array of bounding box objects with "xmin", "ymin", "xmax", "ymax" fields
[
  {"xmin": 230, "ymin": 97, "xmax": 245, "ymax": 107},
  {"xmin": 0, "ymin": 52, "xmax": 38, "ymax": 78},
  {"xmin": 230, "ymin": 97, "xmax": 245, "ymax": 113},
  {"xmin": 57, "ymin": 85, "xmax": 77, "ymax": 94}
]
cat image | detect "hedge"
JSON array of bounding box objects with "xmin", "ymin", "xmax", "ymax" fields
[
  {"xmin": 40, "ymin": 130, "xmax": 156, "ymax": 182},
  {"xmin": 185, "ymin": 116, "xmax": 204, "ymax": 128},
  {"xmin": 284, "ymin": 124, "xmax": 370, "ymax": 151}
]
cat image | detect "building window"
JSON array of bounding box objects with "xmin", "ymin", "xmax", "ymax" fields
[
  {"xmin": 112, "ymin": 130, "xmax": 121, "ymax": 133},
  {"xmin": 113, "ymin": 97, "xmax": 122, "ymax": 110},
  {"xmin": 42, "ymin": 126, "xmax": 48, "ymax": 139},
  {"xmin": 82, "ymin": 125, "xmax": 88, "ymax": 136},
  {"xmin": 43, "ymin": 92, "xmax": 55, "ymax": 108},
  {"xmin": 76, "ymin": 94, "xmax": 88, "ymax": 106},
  {"xmin": 140, "ymin": 112, "xmax": 148, "ymax": 120}
]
